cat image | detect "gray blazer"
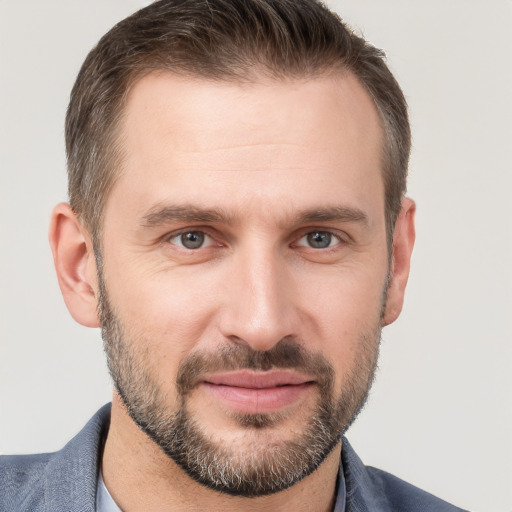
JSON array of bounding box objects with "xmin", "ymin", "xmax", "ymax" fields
[{"xmin": 0, "ymin": 404, "xmax": 468, "ymax": 511}]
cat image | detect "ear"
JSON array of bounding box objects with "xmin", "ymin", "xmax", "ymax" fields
[
  {"xmin": 48, "ymin": 203, "xmax": 100, "ymax": 327},
  {"xmin": 382, "ymin": 197, "xmax": 416, "ymax": 326}
]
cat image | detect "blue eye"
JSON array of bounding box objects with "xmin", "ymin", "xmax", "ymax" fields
[
  {"xmin": 169, "ymin": 231, "xmax": 211, "ymax": 249},
  {"xmin": 298, "ymin": 231, "xmax": 339, "ymax": 249}
]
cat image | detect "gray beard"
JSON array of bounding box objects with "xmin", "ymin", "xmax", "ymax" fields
[{"xmin": 97, "ymin": 269, "xmax": 381, "ymax": 497}]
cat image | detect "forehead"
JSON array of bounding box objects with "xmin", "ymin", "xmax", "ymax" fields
[{"xmin": 107, "ymin": 71, "xmax": 384, "ymax": 224}]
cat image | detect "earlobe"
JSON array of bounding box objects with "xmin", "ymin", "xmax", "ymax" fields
[
  {"xmin": 382, "ymin": 198, "xmax": 416, "ymax": 326},
  {"xmin": 48, "ymin": 203, "xmax": 100, "ymax": 328}
]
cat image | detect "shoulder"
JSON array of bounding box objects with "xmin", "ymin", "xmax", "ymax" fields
[
  {"xmin": 0, "ymin": 452, "xmax": 53, "ymax": 511},
  {"xmin": 0, "ymin": 404, "xmax": 111, "ymax": 512},
  {"xmin": 364, "ymin": 466, "xmax": 468, "ymax": 512},
  {"xmin": 341, "ymin": 437, "xmax": 469, "ymax": 512}
]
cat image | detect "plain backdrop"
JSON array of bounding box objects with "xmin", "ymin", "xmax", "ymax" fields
[{"xmin": 1, "ymin": 1, "xmax": 511, "ymax": 511}]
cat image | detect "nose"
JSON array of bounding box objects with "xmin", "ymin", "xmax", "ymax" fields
[{"xmin": 218, "ymin": 244, "xmax": 298, "ymax": 352}]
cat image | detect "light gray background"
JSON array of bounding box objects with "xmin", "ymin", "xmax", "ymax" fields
[{"xmin": 1, "ymin": 1, "xmax": 511, "ymax": 511}]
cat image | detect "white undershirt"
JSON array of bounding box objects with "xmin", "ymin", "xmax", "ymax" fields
[{"xmin": 96, "ymin": 470, "xmax": 122, "ymax": 512}]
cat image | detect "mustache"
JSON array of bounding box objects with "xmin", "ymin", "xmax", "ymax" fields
[{"xmin": 176, "ymin": 338, "xmax": 335, "ymax": 396}]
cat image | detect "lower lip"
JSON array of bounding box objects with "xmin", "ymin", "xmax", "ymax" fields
[{"xmin": 201, "ymin": 382, "xmax": 314, "ymax": 414}]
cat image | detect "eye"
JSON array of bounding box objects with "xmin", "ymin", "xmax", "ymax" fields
[
  {"xmin": 168, "ymin": 231, "xmax": 212, "ymax": 250},
  {"xmin": 296, "ymin": 231, "xmax": 340, "ymax": 249}
]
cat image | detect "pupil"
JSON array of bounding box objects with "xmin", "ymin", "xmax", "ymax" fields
[
  {"xmin": 181, "ymin": 232, "xmax": 204, "ymax": 249},
  {"xmin": 308, "ymin": 231, "xmax": 331, "ymax": 248}
]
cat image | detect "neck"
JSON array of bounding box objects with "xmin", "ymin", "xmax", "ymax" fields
[{"xmin": 102, "ymin": 394, "xmax": 342, "ymax": 512}]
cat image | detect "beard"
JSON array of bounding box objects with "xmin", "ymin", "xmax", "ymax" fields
[{"xmin": 97, "ymin": 269, "xmax": 382, "ymax": 497}]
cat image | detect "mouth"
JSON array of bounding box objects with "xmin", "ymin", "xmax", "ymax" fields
[{"xmin": 199, "ymin": 370, "xmax": 316, "ymax": 414}]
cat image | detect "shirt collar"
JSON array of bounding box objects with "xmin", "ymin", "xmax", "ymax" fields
[{"xmin": 96, "ymin": 458, "xmax": 346, "ymax": 512}]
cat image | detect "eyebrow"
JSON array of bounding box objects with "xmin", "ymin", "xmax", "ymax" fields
[
  {"xmin": 293, "ymin": 206, "xmax": 369, "ymax": 226},
  {"xmin": 142, "ymin": 205, "xmax": 235, "ymax": 226},
  {"xmin": 141, "ymin": 204, "xmax": 368, "ymax": 228}
]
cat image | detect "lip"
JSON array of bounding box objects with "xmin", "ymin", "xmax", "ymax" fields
[{"xmin": 200, "ymin": 370, "xmax": 315, "ymax": 414}]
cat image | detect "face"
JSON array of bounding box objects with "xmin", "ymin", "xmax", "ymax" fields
[{"xmin": 98, "ymin": 72, "xmax": 389, "ymax": 496}]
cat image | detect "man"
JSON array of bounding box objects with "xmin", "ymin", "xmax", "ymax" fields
[{"xmin": 0, "ymin": 0, "xmax": 468, "ymax": 510}]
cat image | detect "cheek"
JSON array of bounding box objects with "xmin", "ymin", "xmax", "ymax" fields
[
  {"xmin": 296, "ymin": 264, "xmax": 386, "ymax": 367},
  {"xmin": 107, "ymin": 261, "xmax": 222, "ymax": 350},
  {"xmin": 105, "ymin": 269, "xmax": 221, "ymax": 400}
]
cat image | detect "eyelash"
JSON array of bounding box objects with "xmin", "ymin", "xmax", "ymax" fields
[
  {"xmin": 164, "ymin": 228, "xmax": 346, "ymax": 251},
  {"xmin": 294, "ymin": 231, "xmax": 343, "ymax": 250},
  {"xmin": 165, "ymin": 229, "xmax": 218, "ymax": 250}
]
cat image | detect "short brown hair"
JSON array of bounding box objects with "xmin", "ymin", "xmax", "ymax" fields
[{"xmin": 66, "ymin": 0, "xmax": 410, "ymax": 244}]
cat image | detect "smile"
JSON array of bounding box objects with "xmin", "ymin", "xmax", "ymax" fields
[{"xmin": 200, "ymin": 370, "xmax": 316, "ymax": 414}]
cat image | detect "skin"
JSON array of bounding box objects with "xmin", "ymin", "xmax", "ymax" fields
[{"xmin": 49, "ymin": 71, "xmax": 415, "ymax": 511}]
